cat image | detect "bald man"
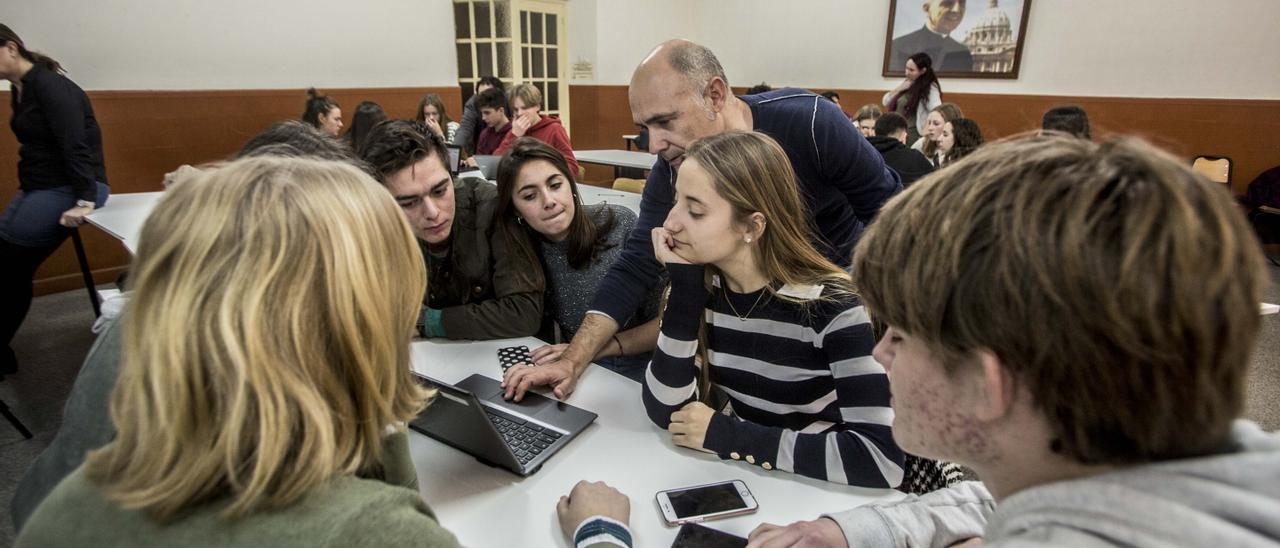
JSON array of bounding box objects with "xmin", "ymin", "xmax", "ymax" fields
[{"xmin": 503, "ymin": 39, "xmax": 901, "ymax": 402}]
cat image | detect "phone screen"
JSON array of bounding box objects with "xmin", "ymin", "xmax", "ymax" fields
[
  {"xmin": 668, "ymin": 482, "xmax": 748, "ymax": 519},
  {"xmin": 670, "ymin": 522, "xmax": 747, "ymax": 548}
]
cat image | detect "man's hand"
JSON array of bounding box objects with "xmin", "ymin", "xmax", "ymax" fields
[
  {"xmin": 557, "ymin": 480, "xmax": 630, "ymax": 540},
  {"xmin": 530, "ymin": 343, "xmax": 570, "ymax": 366},
  {"xmin": 669, "ymin": 401, "xmax": 714, "ymax": 451},
  {"xmin": 502, "ymin": 355, "xmax": 577, "ymax": 401},
  {"xmin": 747, "ymin": 518, "xmax": 848, "ymax": 548}
]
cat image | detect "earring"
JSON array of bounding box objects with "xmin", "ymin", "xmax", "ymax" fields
[
  {"xmin": 744, "ymin": 236, "xmax": 752, "ymax": 243},
  {"xmin": 517, "ymin": 217, "xmax": 525, "ymax": 225}
]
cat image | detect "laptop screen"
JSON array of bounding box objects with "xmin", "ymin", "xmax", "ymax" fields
[{"xmin": 446, "ymin": 145, "xmax": 462, "ymax": 175}]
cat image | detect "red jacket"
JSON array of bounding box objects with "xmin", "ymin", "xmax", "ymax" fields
[{"xmin": 495, "ymin": 116, "xmax": 580, "ymax": 177}]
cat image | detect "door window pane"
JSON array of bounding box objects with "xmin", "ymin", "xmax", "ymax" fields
[
  {"xmin": 522, "ymin": 46, "xmax": 530, "ymax": 78},
  {"xmin": 547, "ymin": 83, "xmax": 559, "ymax": 112},
  {"xmin": 530, "ymin": 11, "xmax": 543, "ymax": 44},
  {"xmin": 545, "ymin": 13, "xmax": 557, "ymax": 43},
  {"xmin": 457, "ymin": 43, "xmax": 474, "ymax": 78},
  {"xmin": 531, "ymin": 46, "xmax": 544, "ymax": 78},
  {"xmin": 477, "ymin": 43, "xmax": 494, "ymax": 77},
  {"xmin": 454, "ymin": 2, "xmax": 471, "ymax": 40},
  {"xmin": 497, "ymin": 42, "xmax": 512, "ymax": 79},
  {"xmin": 474, "ymin": 2, "xmax": 491, "ymax": 39},
  {"xmin": 495, "ymin": 1, "xmax": 511, "ymax": 38},
  {"xmin": 521, "ymin": 11, "xmax": 528, "ymax": 43},
  {"xmin": 547, "ymin": 47, "xmax": 557, "ymax": 77}
]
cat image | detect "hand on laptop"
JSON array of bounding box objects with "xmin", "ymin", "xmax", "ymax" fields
[
  {"xmin": 502, "ymin": 356, "xmax": 577, "ymax": 402},
  {"xmin": 557, "ymin": 480, "xmax": 630, "ymax": 539}
]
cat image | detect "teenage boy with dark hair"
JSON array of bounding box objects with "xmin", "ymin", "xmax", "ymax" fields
[
  {"xmin": 360, "ymin": 119, "xmax": 544, "ymax": 340},
  {"xmin": 868, "ymin": 112, "xmax": 934, "ymax": 188}
]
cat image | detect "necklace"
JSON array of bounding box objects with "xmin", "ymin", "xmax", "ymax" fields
[{"xmin": 724, "ymin": 288, "xmax": 768, "ymax": 321}]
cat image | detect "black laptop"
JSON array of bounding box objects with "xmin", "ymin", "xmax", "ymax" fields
[
  {"xmin": 445, "ymin": 144, "xmax": 462, "ymax": 176},
  {"xmin": 408, "ymin": 373, "xmax": 597, "ymax": 476}
]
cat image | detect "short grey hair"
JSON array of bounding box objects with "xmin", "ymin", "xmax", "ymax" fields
[{"xmin": 666, "ymin": 41, "xmax": 729, "ymax": 95}]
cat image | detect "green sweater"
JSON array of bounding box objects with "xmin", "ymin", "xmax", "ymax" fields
[{"xmin": 15, "ymin": 432, "xmax": 461, "ymax": 547}]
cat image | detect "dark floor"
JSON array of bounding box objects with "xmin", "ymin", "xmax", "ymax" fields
[{"xmin": 3, "ymin": 275, "xmax": 1279, "ymax": 546}]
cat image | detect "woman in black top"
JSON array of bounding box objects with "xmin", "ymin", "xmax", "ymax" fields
[{"xmin": 0, "ymin": 24, "xmax": 110, "ymax": 376}]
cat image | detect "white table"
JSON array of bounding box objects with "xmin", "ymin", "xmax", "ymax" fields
[
  {"xmin": 578, "ymin": 184, "xmax": 641, "ymax": 215},
  {"xmin": 84, "ymin": 191, "xmax": 164, "ymax": 255},
  {"xmin": 407, "ymin": 336, "xmax": 901, "ymax": 547},
  {"xmin": 575, "ymin": 149, "xmax": 659, "ymax": 172}
]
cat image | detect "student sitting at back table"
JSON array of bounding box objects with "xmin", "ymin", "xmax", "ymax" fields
[
  {"xmin": 745, "ymin": 135, "xmax": 1280, "ymax": 548},
  {"xmin": 417, "ymin": 92, "xmax": 461, "ymax": 145},
  {"xmin": 472, "ymin": 86, "xmax": 512, "ymax": 156},
  {"xmin": 868, "ymin": 112, "xmax": 934, "ymax": 188},
  {"xmin": 342, "ymin": 100, "xmax": 387, "ymax": 153},
  {"xmin": 494, "ymin": 83, "xmax": 581, "ymax": 178},
  {"xmin": 301, "ymin": 87, "xmax": 342, "ymax": 137},
  {"xmin": 1041, "ymin": 104, "xmax": 1091, "ymax": 140},
  {"xmin": 938, "ymin": 118, "xmax": 983, "ymax": 167},
  {"xmin": 643, "ymin": 131, "xmax": 904, "ymax": 488},
  {"xmin": 853, "ymin": 104, "xmax": 882, "ymax": 138},
  {"xmin": 494, "ymin": 138, "xmax": 663, "ymax": 382},
  {"xmin": 454, "ymin": 75, "xmax": 503, "ymax": 155},
  {"xmin": 914, "ymin": 102, "xmax": 963, "ymax": 166},
  {"xmin": 360, "ymin": 119, "xmax": 544, "ymax": 340}
]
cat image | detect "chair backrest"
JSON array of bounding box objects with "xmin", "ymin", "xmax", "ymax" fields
[
  {"xmin": 1193, "ymin": 156, "xmax": 1232, "ymax": 186},
  {"xmin": 612, "ymin": 177, "xmax": 645, "ymax": 194}
]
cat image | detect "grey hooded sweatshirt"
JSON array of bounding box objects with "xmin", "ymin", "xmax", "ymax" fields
[{"xmin": 829, "ymin": 420, "xmax": 1280, "ymax": 547}]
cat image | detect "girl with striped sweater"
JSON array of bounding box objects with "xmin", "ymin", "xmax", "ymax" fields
[{"xmin": 642, "ymin": 131, "xmax": 905, "ymax": 488}]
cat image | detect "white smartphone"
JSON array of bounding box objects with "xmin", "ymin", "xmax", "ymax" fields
[{"xmin": 654, "ymin": 480, "xmax": 758, "ymax": 526}]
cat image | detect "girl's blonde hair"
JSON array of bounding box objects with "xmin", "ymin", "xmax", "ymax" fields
[{"xmin": 85, "ymin": 156, "xmax": 431, "ymax": 522}]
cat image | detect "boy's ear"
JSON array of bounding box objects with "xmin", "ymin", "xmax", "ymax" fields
[{"xmin": 973, "ymin": 349, "xmax": 1017, "ymax": 422}]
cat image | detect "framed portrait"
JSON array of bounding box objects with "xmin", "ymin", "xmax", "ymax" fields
[{"xmin": 882, "ymin": 0, "xmax": 1032, "ymax": 79}]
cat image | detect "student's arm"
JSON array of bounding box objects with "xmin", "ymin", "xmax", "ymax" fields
[
  {"xmin": 641, "ymin": 263, "xmax": 708, "ymax": 428},
  {"xmin": 812, "ymin": 96, "xmax": 902, "ymax": 227},
  {"xmin": 823, "ymin": 481, "xmax": 994, "ymax": 548},
  {"xmin": 503, "ymin": 161, "xmax": 674, "ymax": 400},
  {"xmin": 437, "ymin": 216, "xmax": 544, "ymax": 340},
  {"xmin": 700, "ymin": 304, "xmax": 905, "ymax": 488},
  {"xmin": 35, "ymin": 74, "xmax": 98, "ymax": 202}
]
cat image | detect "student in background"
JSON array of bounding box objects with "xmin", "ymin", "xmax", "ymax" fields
[
  {"xmin": 501, "ymin": 39, "xmax": 901, "ymax": 403},
  {"xmin": 917, "ymin": 102, "xmax": 964, "ymax": 165},
  {"xmin": 642, "ymin": 131, "xmax": 903, "ymax": 487},
  {"xmin": 820, "ymin": 91, "xmax": 852, "ymax": 120},
  {"xmin": 939, "ymin": 118, "xmax": 984, "ymax": 166},
  {"xmin": 745, "ymin": 82, "xmax": 772, "ymax": 95},
  {"xmin": 454, "ymin": 75, "xmax": 503, "ymax": 154},
  {"xmin": 746, "ymin": 135, "xmax": 1280, "ymax": 548},
  {"xmin": 868, "ymin": 113, "xmax": 934, "ymax": 188},
  {"xmin": 1041, "ymin": 105, "xmax": 1091, "ymax": 140},
  {"xmin": 494, "ymin": 84, "xmax": 580, "ymax": 177},
  {"xmin": 853, "ymin": 104, "xmax": 883, "ymax": 138},
  {"xmin": 361, "ymin": 120, "xmax": 544, "ymax": 340},
  {"xmin": 343, "ymin": 101, "xmax": 387, "ymax": 153},
  {"xmin": 0, "ymin": 24, "xmax": 110, "ymax": 378},
  {"xmin": 472, "ymin": 86, "xmax": 512, "ymax": 156},
  {"xmin": 494, "ymin": 138, "xmax": 663, "ymax": 381},
  {"xmin": 416, "ymin": 93, "xmax": 461, "ymax": 144},
  {"xmin": 301, "ymin": 87, "xmax": 342, "ymax": 137},
  {"xmin": 883, "ymin": 52, "xmax": 942, "ymax": 145}
]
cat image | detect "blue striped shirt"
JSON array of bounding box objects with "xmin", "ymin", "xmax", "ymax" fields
[{"xmin": 643, "ymin": 264, "xmax": 904, "ymax": 488}]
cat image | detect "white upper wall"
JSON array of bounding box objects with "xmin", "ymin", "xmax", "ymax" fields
[
  {"xmin": 8, "ymin": 0, "xmax": 458, "ymax": 90},
  {"xmin": 574, "ymin": 0, "xmax": 1280, "ymax": 100}
]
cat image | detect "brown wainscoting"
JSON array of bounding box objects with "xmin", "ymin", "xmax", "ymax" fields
[
  {"xmin": 0, "ymin": 86, "xmax": 460, "ymax": 296},
  {"xmin": 571, "ymin": 84, "xmax": 1280, "ymax": 195}
]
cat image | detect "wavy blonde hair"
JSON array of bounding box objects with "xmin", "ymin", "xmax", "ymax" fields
[{"xmin": 84, "ymin": 156, "xmax": 431, "ymax": 522}]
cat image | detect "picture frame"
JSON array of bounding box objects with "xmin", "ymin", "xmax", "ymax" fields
[{"xmin": 882, "ymin": 0, "xmax": 1033, "ymax": 79}]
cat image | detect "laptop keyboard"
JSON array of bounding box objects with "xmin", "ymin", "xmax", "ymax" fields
[{"xmin": 485, "ymin": 410, "xmax": 564, "ymax": 465}]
